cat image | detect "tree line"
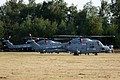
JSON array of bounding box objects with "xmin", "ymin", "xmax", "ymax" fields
[{"xmin": 0, "ymin": 0, "xmax": 120, "ymax": 48}]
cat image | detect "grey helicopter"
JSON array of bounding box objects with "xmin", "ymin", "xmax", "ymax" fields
[
  {"xmin": 62, "ymin": 38, "xmax": 113, "ymax": 55},
  {"xmin": 26, "ymin": 34, "xmax": 67, "ymax": 53},
  {"xmin": 54, "ymin": 35, "xmax": 114, "ymax": 55}
]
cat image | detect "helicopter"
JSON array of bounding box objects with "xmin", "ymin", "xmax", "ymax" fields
[
  {"xmin": 54, "ymin": 35, "xmax": 114, "ymax": 55},
  {"xmin": 61, "ymin": 38, "xmax": 113, "ymax": 55},
  {"xmin": 26, "ymin": 38, "xmax": 67, "ymax": 53}
]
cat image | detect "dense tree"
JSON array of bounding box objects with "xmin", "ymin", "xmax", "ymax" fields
[
  {"xmin": 74, "ymin": 10, "xmax": 88, "ymax": 35},
  {"xmin": 75, "ymin": 1, "xmax": 103, "ymax": 35},
  {"xmin": 0, "ymin": 20, "xmax": 4, "ymax": 38},
  {"xmin": 87, "ymin": 16, "xmax": 103, "ymax": 35},
  {"xmin": 99, "ymin": 0, "xmax": 112, "ymax": 35},
  {"xmin": 0, "ymin": 0, "xmax": 119, "ymax": 48},
  {"xmin": 110, "ymin": 0, "xmax": 120, "ymax": 47}
]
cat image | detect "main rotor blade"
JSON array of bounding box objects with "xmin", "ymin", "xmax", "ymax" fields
[{"xmin": 53, "ymin": 35, "xmax": 115, "ymax": 38}]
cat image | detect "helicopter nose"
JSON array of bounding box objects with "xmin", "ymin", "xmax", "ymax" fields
[{"xmin": 104, "ymin": 46, "xmax": 111, "ymax": 53}]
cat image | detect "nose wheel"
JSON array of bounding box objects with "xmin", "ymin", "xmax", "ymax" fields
[
  {"xmin": 94, "ymin": 53, "xmax": 98, "ymax": 55},
  {"xmin": 73, "ymin": 52, "xmax": 79, "ymax": 56}
]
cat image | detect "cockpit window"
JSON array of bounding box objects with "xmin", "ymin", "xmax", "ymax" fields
[
  {"xmin": 26, "ymin": 42, "xmax": 31, "ymax": 44},
  {"xmin": 97, "ymin": 41, "xmax": 104, "ymax": 47}
]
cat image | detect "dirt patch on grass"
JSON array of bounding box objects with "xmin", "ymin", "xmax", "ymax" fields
[
  {"xmin": 0, "ymin": 52, "xmax": 120, "ymax": 80},
  {"xmin": 114, "ymin": 49, "xmax": 120, "ymax": 53}
]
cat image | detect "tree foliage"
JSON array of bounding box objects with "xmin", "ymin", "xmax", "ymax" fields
[
  {"xmin": 110, "ymin": 0, "xmax": 120, "ymax": 47},
  {"xmin": 0, "ymin": 0, "xmax": 120, "ymax": 48}
]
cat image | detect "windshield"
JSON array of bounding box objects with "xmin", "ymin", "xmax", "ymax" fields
[{"xmin": 97, "ymin": 41, "xmax": 104, "ymax": 47}]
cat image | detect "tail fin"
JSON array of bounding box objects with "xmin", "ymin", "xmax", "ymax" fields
[
  {"xmin": 3, "ymin": 39, "xmax": 14, "ymax": 49},
  {"xmin": 26, "ymin": 39, "xmax": 40, "ymax": 51}
]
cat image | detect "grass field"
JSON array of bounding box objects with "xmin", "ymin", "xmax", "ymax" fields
[{"xmin": 0, "ymin": 52, "xmax": 120, "ymax": 80}]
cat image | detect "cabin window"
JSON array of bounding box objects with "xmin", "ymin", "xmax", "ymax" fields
[
  {"xmin": 90, "ymin": 43, "xmax": 94, "ymax": 48},
  {"xmin": 90, "ymin": 46, "xmax": 94, "ymax": 48},
  {"xmin": 26, "ymin": 42, "xmax": 31, "ymax": 44}
]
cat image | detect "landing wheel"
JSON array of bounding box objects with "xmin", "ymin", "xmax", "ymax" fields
[
  {"xmin": 40, "ymin": 52, "xmax": 44, "ymax": 54},
  {"xmin": 73, "ymin": 52, "xmax": 79, "ymax": 56},
  {"xmin": 88, "ymin": 53, "xmax": 89, "ymax": 55},
  {"xmin": 94, "ymin": 53, "xmax": 98, "ymax": 55}
]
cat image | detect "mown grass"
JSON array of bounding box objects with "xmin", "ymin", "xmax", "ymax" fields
[{"xmin": 0, "ymin": 52, "xmax": 120, "ymax": 80}]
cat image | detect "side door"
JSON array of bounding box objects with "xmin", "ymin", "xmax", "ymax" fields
[
  {"xmin": 81, "ymin": 42, "xmax": 87, "ymax": 53},
  {"xmin": 86, "ymin": 42, "xmax": 98, "ymax": 53}
]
